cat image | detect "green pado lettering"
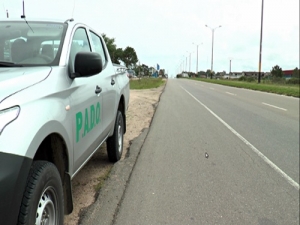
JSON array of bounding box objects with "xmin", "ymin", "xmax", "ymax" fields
[{"xmin": 76, "ymin": 102, "xmax": 101, "ymax": 142}]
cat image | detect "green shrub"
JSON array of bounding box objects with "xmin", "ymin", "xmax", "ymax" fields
[
  {"xmin": 262, "ymin": 79, "xmax": 273, "ymax": 84},
  {"xmin": 286, "ymin": 78, "xmax": 300, "ymax": 85},
  {"xmin": 238, "ymin": 76, "xmax": 246, "ymax": 81},
  {"xmin": 246, "ymin": 77, "xmax": 256, "ymax": 82},
  {"xmin": 238, "ymin": 76, "xmax": 256, "ymax": 82},
  {"xmin": 190, "ymin": 77, "xmax": 299, "ymax": 97},
  {"xmin": 271, "ymin": 77, "xmax": 285, "ymax": 84}
]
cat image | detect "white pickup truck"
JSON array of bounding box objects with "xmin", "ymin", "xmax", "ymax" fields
[{"xmin": 0, "ymin": 18, "xmax": 129, "ymax": 225}]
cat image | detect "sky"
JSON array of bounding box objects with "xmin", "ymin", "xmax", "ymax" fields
[{"xmin": 1, "ymin": 0, "xmax": 299, "ymax": 77}]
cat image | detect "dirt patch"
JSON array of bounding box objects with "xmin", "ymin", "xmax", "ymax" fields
[{"xmin": 64, "ymin": 83, "xmax": 165, "ymax": 225}]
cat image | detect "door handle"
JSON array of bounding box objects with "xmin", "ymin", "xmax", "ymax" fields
[
  {"xmin": 111, "ymin": 79, "xmax": 115, "ymax": 86},
  {"xmin": 95, "ymin": 85, "xmax": 102, "ymax": 94}
]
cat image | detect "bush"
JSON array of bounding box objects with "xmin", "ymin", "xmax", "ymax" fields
[
  {"xmin": 271, "ymin": 77, "xmax": 285, "ymax": 84},
  {"xmin": 262, "ymin": 79, "xmax": 273, "ymax": 84},
  {"xmin": 286, "ymin": 78, "xmax": 300, "ymax": 85},
  {"xmin": 246, "ymin": 77, "xmax": 256, "ymax": 82},
  {"xmin": 238, "ymin": 76, "xmax": 256, "ymax": 82},
  {"xmin": 238, "ymin": 76, "xmax": 246, "ymax": 81}
]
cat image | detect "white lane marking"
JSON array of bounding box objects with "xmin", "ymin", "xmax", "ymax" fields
[
  {"xmin": 262, "ymin": 102, "xmax": 287, "ymax": 111},
  {"xmin": 181, "ymin": 86, "xmax": 299, "ymax": 190},
  {"xmin": 226, "ymin": 92, "xmax": 236, "ymax": 96}
]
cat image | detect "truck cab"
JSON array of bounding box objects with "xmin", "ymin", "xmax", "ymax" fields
[{"xmin": 0, "ymin": 18, "xmax": 129, "ymax": 225}]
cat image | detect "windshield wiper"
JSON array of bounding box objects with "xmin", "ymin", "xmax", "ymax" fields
[{"xmin": 0, "ymin": 61, "xmax": 23, "ymax": 67}]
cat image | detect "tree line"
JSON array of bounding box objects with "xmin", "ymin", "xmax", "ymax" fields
[
  {"xmin": 177, "ymin": 66, "xmax": 300, "ymax": 84},
  {"xmin": 102, "ymin": 34, "xmax": 165, "ymax": 77},
  {"xmin": 102, "ymin": 34, "xmax": 138, "ymax": 69},
  {"xmin": 271, "ymin": 65, "xmax": 299, "ymax": 78},
  {"xmin": 269, "ymin": 65, "xmax": 299, "ymax": 84}
]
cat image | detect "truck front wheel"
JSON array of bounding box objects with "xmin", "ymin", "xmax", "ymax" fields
[
  {"xmin": 107, "ymin": 110, "xmax": 124, "ymax": 162},
  {"xmin": 18, "ymin": 161, "xmax": 64, "ymax": 225}
]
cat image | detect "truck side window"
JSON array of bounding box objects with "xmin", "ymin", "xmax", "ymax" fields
[
  {"xmin": 89, "ymin": 31, "xmax": 107, "ymax": 68},
  {"xmin": 69, "ymin": 28, "xmax": 91, "ymax": 72}
]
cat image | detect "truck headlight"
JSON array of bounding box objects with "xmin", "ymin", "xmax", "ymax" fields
[{"xmin": 0, "ymin": 106, "xmax": 20, "ymax": 135}]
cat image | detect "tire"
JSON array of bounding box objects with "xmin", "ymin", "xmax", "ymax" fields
[
  {"xmin": 107, "ymin": 110, "xmax": 124, "ymax": 162},
  {"xmin": 18, "ymin": 161, "xmax": 64, "ymax": 225}
]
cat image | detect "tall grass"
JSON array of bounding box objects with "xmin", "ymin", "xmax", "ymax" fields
[
  {"xmin": 130, "ymin": 78, "xmax": 166, "ymax": 90},
  {"xmin": 189, "ymin": 78, "xmax": 300, "ymax": 97}
]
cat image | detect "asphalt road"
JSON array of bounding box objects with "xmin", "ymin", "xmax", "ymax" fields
[
  {"xmin": 114, "ymin": 80, "xmax": 299, "ymax": 225},
  {"xmin": 112, "ymin": 79, "xmax": 299, "ymax": 225}
]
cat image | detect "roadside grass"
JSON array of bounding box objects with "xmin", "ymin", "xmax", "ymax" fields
[
  {"xmin": 189, "ymin": 78, "xmax": 300, "ymax": 97},
  {"xmin": 130, "ymin": 78, "xmax": 166, "ymax": 90},
  {"xmin": 94, "ymin": 166, "xmax": 112, "ymax": 192}
]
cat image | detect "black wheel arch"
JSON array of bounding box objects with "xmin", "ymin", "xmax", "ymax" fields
[
  {"xmin": 118, "ymin": 95, "xmax": 126, "ymax": 134},
  {"xmin": 33, "ymin": 133, "xmax": 73, "ymax": 214}
]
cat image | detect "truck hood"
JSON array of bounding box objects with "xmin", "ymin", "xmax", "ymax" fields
[{"xmin": 0, "ymin": 67, "xmax": 51, "ymax": 103}]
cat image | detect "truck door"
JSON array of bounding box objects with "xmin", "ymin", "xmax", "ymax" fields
[
  {"xmin": 69, "ymin": 27, "xmax": 105, "ymax": 174},
  {"xmin": 89, "ymin": 31, "xmax": 119, "ymax": 140}
]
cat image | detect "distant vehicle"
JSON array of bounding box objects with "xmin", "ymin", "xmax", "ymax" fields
[
  {"xmin": 0, "ymin": 18, "xmax": 130, "ymax": 225},
  {"xmin": 127, "ymin": 69, "xmax": 136, "ymax": 78},
  {"xmin": 182, "ymin": 73, "xmax": 189, "ymax": 77}
]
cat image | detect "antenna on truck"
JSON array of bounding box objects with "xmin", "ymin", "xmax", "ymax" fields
[
  {"xmin": 20, "ymin": 0, "xmax": 34, "ymax": 33},
  {"xmin": 72, "ymin": 0, "xmax": 76, "ymax": 17},
  {"xmin": 2, "ymin": 3, "xmax": 8, "ymax": 18},
  {"xmin": 21, "ymin": 0, "xmax": 25, "ymax": 18}
]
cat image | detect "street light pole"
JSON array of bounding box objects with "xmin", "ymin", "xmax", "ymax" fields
[
  {"xmin": 193, "ymin": 42, "xmax": 202, "ymax": 77},
  {"xmin": 186, "ymin": 56, "xmax": 188, "ymax": 72},
  {"xmin": 186, "ymin": 52, "xmax": 189, "ymax": 73},
  {"xmin": 211, "ymin": 29, "xmax": 214, "ymax": 76},
  {"xmin": 187, "ymin": 51, "xmax": 191, "ymax": 73},
  {"xmin": 196, "ymin": 45, "xmax": 198, "ymax": 75},
  {"xmin": 205, "ymin": 25, "xmax": 221, "ymax": 79},
  {"xmin": 258, "ymin": 0, "xmax": 264, "ymax": 83},
  {"xmin": 193, "ymin": 44, "xmax": 198, "ymax": 75},
  {"xmin": 189, "ymin": 52, "xmax": 191, "ymax": 73}
]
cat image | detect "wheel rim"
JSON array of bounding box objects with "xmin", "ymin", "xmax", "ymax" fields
[
  {"xmin": 117, "ymin": 118, "xmax": 123, "ymax": 154},
  {"xmin": 35, "ymin": 187, "xmax": 57, "ymax": 225}
]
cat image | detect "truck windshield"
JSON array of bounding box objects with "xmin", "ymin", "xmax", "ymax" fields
[{"xmin": 0, "ymin": 21, "xmax": 67, "ymax": 66}]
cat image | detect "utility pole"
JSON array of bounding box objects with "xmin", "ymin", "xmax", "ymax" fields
[
  {"xmin": 6, "ymin": 10, "xmax": 9, "ymax": 18},
  {"xmin": 258, "ymin": 0, "xmax": 264, "ymax": 83},
  {"xmin": 229, "ymin": 59, "xmax": 231, "ymax": 74}
]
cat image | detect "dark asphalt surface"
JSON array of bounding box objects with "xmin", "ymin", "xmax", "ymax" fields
[{"xmin": 81, "ymin": 79, "xmax": 299, "ymax": 225}]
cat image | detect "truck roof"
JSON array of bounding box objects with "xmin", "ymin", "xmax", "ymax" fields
[{"xmin": 0, "ymin": 18, "xmax": 78, "ymax": 24}]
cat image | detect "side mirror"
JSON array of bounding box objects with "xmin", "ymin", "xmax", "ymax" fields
[{"xmin": 74, "ymin": 52, "xmax": 103, "ymax": 77}]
